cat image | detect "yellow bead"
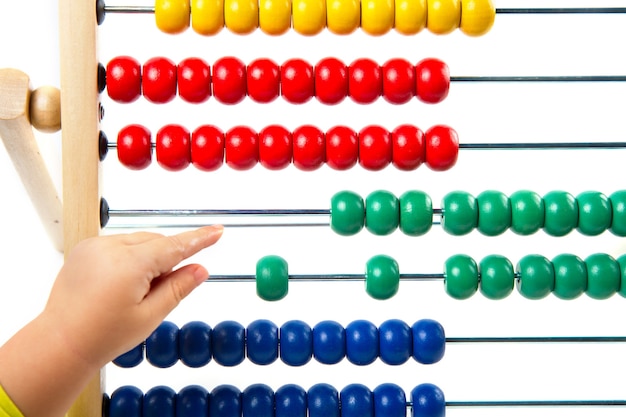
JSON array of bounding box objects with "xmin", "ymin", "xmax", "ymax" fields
[
  {"xmin": 259, "ymin": 0, "xmax": 292, "ymax": 35},
  {"xmin": 426, "ymin": 0, "xmax": 460, "ymax": 35},
  {"xmin": 394, "ymin": 0, "xmax": 426, "ymax": 35},
  {"xmin": 361, "ymin": 0, "xmax": 394, "ymax": 36},
  {"xmin": 460, "ymin": 0, "xmax": 495, "ymax": 36},
  {"xmin": 292, "ymin": 0, "xmax": 326, "ymax": 35},
  {"xmin": 224, "ymin": 0, "xmax": 259, "ymax": 34},
  {"xmin": 191, "ymin": 0, "xmax": 224, "ymax": 35},
  {"xmin": 326, "ymin": 0, "xmax": 359, "ymax": 35},
  {"xmin": 155, "ymin": 0, "xmax": 190, "ymax": 34}
]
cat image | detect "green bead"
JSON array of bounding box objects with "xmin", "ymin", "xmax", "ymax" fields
[
  {"xmin": 516, "ymin": 255, "xmax": 554, "ymax": 300},
  {"xmin": 365, "ymin": 190, "xmax": 399, "ymax": 236},
  {"xmin": 552, "ymin": 254, "xmax": 587, "ymax": 300},
  {"xmin": 399, "ymin": 190, "xmax": 433, "ymax": 236},
  {"xmin": 609, "ymin": 190, "xmax": 626, "ymax": 237},
  {"xmin": 330, "ymin": 191, "xmax": 365, "ymax": 236},
  {"xmin": 479, "ymin": 255, "xmax": 514, "ymax": 300},
  {"xmin": 477, "ymin": 190, "xmax": 511, "ymax": 236},
  {"xmin": 256, "ymin": 255, "xmax": 289, "ymax": 301},
  {"xmin": 616, "ymin": 254, "xmax": 626, "ymax": 297},
  {"xmin": 510, "ymin": 190, "xmax": 544, "ymax": 236},
  {"xmin": 585, "ymin": 253, "xmax": 620, "ymax": 300},
  {"xmin": 441, "ymin": 191, "xmax": 477, "ymax": 236},
  {"xmin": 444, "ymin": 254, "xmax": 478, "ymax": 300},
  {"xmin": 576, "ymin": 191, "xmax": 611, "ymax": 236},
  {"xmin": 365, "ymin": 255, "xmax": 400, "ymax": 300},
  {"xmin": 543, "ymin": 191, "xmax": 578, "ymax": 237}
]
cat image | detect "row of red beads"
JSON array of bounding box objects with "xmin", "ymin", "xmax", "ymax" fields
[
  {"xmin": 106, "ymin": 56, "xmax": 450, "ymax": 105},
  {"xmin": 116, "ymin": 124, "xmax": 459, "ymax": 172}
]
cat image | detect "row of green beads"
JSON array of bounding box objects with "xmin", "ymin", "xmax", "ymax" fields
[{"xmin": 445, "ymin": 253, "xmax": 626, "ymax": 300}]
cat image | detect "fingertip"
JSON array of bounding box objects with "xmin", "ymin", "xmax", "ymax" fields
[{"xmin": 193, "ymin": 264, "xmax": 209, "ymax": 285}]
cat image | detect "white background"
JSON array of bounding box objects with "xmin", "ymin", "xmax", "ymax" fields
[{"xmin": 2, "ymin": 1, "xmax": 626, "ymax": 416}]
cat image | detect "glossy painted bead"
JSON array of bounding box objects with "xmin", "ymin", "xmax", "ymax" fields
[
  {"xmin": 117, "ymin": 124, "xmax": 152, "ymax": 170},
  {"xmin": 365, "ymin": 254, "xmax": 400, "ymax": 300},
  {"xmin": 110, "ymin": 386, "xmax": 143, "ymax": 417},
  {"xmin": 479, "ymin": 255, "xmax": 514, "ymax": 300},
  {"xmin": 426, "ymin": 0, "xmax": 461, "ymax": 34},
  {"xmin": 247, "ymin": 58, "xmax": 280, "ymax": 103},
  {"xmin": 144, "ymin": 386, "xmax": 176, "ymax": 417},
  {"xmin": 330, "ymin": 190, "xmax": 365, "ymax": 235},
  {"xmin": 586, "ymin": 253, "xmax": 620, "ymax": 300},
  {"xmin": 256, "ymin": 255, "xmax": 289, "ymax": 301},
  {"xmin": 552, "ymin": 254, "xmax": 587, "ymax": 300},
  {"xmin": 441, "ymin": 191, "xmax": 477, "ymax": 236},
  {"xmin": 191, "ymin": 125, "xmax": 225, "ymax": 171},
  {"xmin": 374, "ymin": 384, "xmax": 405, "ymax": 417},
  {"xmin": 210, "ymin": 385, "xmax": 242, "ymax": 417},
  {"xmin": 444, "ymin": 254, "xmax": 478, "ymax": 299},
  {"xmin": 392, "ymin": 124, "xmax": 425, "ymax": 171},
  {"xmin": 292, "ymin": 0, "xmax": 326, "ymax": 35},
  {"xmin": 280, "ymin": 320, "xmax": 313, "ymax": 366},
  {"xmin": 292, "ymin": 125, "xmax": 325, "ymax": 170},
  {"xmin": 281, "ymin": 59, "xmax": 314, "ymax": 104},
  {"xmin": 379, "ymin": 319, "xmax": 411, "ymax": 365},
  {"xmin": 243, "ymin": 384, "xmax": 274, "ymax": 417},
  {"xmin": 424, "ymin": 125, "xmax": 459, "ymax": 171},
  {"xmin": 326, "ymin": 125, "xmax": 358, "ymax": 170},
  {"xmin": 178, "ymin": 57, "xmax": 211, "ymax": 103},
  {"xmin": 326, "ymin": 0, "xmax": 360, "ymax": 34},
  {"xmin": 399, "ymin": 190, "xmax": 432, "ymax": 236},
  {"xmin": 309, "ymin": 384, "xmax": 340, "ymax": 417},
  {"xmin": 345, "ymin": 320, "xmax": 379, "ymax": 365},
  {"xmin": 212, "ymin": 57, "xmax": 247, "ymax": 104},
  {"xmin": 155, "ymin": 0, "xmax": 190, "ymax": 34},
  {"xmin": 411, "ymin": 384, "xmax": 445, "ymax": 417},
  {"xmin": 617, "ymin": 255, "xmax": 626, "ymax": 298},
  {"xmin": 259, "ymin": 125, "xmax": 292, "ymax": 169},
  {"xmin": 275, "ymin": 385, "xmax": 307, "ymax": 417},
  {"xmin": 610, "ymin": 190, "xmax": 626, "ymax": 236},
  {"xmin": 143, "ymin": 57, "xmax": 177, "ymax": 104},
  {"xmin": 382, "ymin": 58, "xmax": 415, "ymax": 104},
  {"xmin": 224, "ymin": 0, "xmax": 259, "ymax": 34},
  {"xmin": 460, "ymin": 0, "xmax": 496, "ymax": 36},
  {"xmin": 246, "ymin": 319, "xmax": 279, "ymax": 365},
  {"xmin": 415, "ymin": 58, "xmax": 450, "ymax": 104},
  {"xmin": 359, "ymin": 125, "xmax": 392, "ymax": 170},
  {"xmin": 577, "ymin": 191, "xmax": 611, "ymax": 236},
  {"xmin": 177, "ymin": 385, "xmax": 209, "ymax": 417},
  {"xmin": 315, "ymin": 58, "xmax": 348, "ymax": 105},
  {"xmin": 366, "ymin": 190, "xmax": 399, "ymax": 235},
  {"xmin": 259, "ymin": 0, "xmax": 291, "ymax": 35},
  {"xmin": 146, "ymin": 321, "xmax": 179, "ymax": 368},
  {"xmin": 106, "ymin": 56, "xmax": 141, "ymax": 103},
  {"xmin": 179, "ymin": 321, "xmax": 212, "ymax": 367},
  {"xmin": 349, "ymin": 58, "xmax": 382, "ymax": 104},
  {"xmin": 510, "ymin": 190, "xmax": 544, "ymax": 235},
  {"xmin": 156, "ymin": 124, "xmax": 191, "ymax": 171},
  {"xmin": 313, "ymin": 320, "xmax": 346, "ymax": 364},
  {"xmin": 212, "ymin": 321, "xmax": 245, "ymax": 366},
  {"xmin": 113, "ymin": 344, "xmax": 144, "ymax": 367},
  {"xmin": 412, "ymin": 319, "xmax": 445, "ymax": 364},
  {"xmin": 477, "ymin": 190, "xmax": 511, "ymax": 236},
  {"xmin": 191, "ymin": 0, "xmax": 224, "ymax": 35},
  {"xmin": 225, "ymin": 126, "xmax": 258, "ymax": 170},
  {"xmin": 543, "ymin": 191, "xmax": 578, "ymax": 237},
  {"xmin": 361, "ymin": 0, "xmax": 394, "ymax": 35},
  {"xmin": 340, "ymin": 384, "xmax": 374, "ymax": 417},
  {"xmin": 394, "ymin": 0, "xmax": 426, "ymax": 34},
  {"xmin": 516, "ymin": 255, "xmax": 554, "ymax": 300}
]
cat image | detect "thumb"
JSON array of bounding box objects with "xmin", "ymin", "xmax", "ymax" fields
[{"xmin": 144, "ymin": 264, "xmax": 208, "ymax": 319}]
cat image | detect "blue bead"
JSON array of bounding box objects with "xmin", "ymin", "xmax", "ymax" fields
[
  {"xmin": 345, "ymin": 320, "xmax": 379, "ymax": 365},
  {"xmin": 210, "ymin": 385, "xmax": 242, "ymax": 417},
  {"xmin": 146, "ymin": 321, "xmax": 179, "ymax": 368},
  {"xmin": 110, "ymin": 386, "xmax": 143, "ymax": 417},
  {"xmin": 374, "ymin": 384, "xmax": 406, "ymax": 417},
  {"xmin": 411, "ymin": 319, "xmax": 445, "ymax": 364},
  {"xmin": 379, "ymin": 319, "xmax": 411, "ymax": 365},
  {"xmin": 280, "ymin": 320, "xmax": 313, "ymax": 366},
  {"xmin": 411, "ymin": 384, "xmax": 445, "ymax": 417},
  {"xmin": 177, "ymin": 385, "xmax": 209, "ymax": 417},
  {"xmin": 308, "ymin": 383, "xmax": 339, "ymax": 417},
  {"xmin": 313, "ymin": 320, "xmax": 346, "ymax": 364},
  {"xmin": 275, "ymin": 384, "xmax": 307, "ymax": 417},
  {"xmin": 113, "ymin": 343, "xmax": 144, "ymax": 368},
  {"xmin": 179, "ymin": 321, "xmax": 212, "ymax": 368},
  {"xmin": 212, "ymin": 321, "xmax": 245, "ymax": 366},
  {"xmin": 144, "ymin": 386, "xmax": 176, "ymax": 417},
  {"xmin": 243, "ymin": 384, "xmax": 274, "ymax": 417},
  {"xmin": 247, "ymin": 319, "xmax": 279, "ymax": 365},
  {"xmin": 340, "ymin": 384, "xmax": 373, "ymax": 417}
]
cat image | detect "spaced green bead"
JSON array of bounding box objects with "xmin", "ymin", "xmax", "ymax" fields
[
  {"xmin": 585, "ymin": 253, "xmax": 620, "ymax": 300},
  {"xmin": 576, "ymin": 191, "xmax": 612, "ymax": 236},
  {"xmin": 616, "ymin": 254, "xmax": 626, "ymax": 298},
  {"xmin": 479, "ymin": 255, "xmax": 514, "ymax": 300},
  {"xmin": 365, "ymin": 254, "xmax": 400, "ymax": 300},
  {"xmin": 366, "ymin": 190, "xmax": 399, "ymax": 236},
  {"xmin": 552, "ymin": 254, "xmax": 587, "ymax": 300},
  {"xmin": 477, "ymin": 190, "xmax": 511, "ymax": 236},
  {"xmin": 441, "ymin": 191, "xmax": 477, "ymax": 236},
  {"xmin": 444, "ymin": 254, "xmax": 478, "ymax": 300},
  {"xmin": 399, "ymin": 190, "xmax": 433, "ymax": 236},
  {"xmin": 543, "ymin": 191, "xmax": 578, "ymax": 237},
  {"xmin": 330, "ymin": 190, "xmax": 365, "ymax": 236},
  {"xmin": 256, "ymin": 255, "xmax": 289, "ymax": 301},
  {"xmin": 609, "ymin": 190, "xmax": 626, "ymax": 237},
  {"xmin": 510, "ymin": 190, "xmax": 544, "ymax": 235},
  {"xmin": 516, "ymin": 255, "xmax": 554, "ymax": 300}
]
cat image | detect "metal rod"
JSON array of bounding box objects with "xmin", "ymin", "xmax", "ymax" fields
[{"xmin": 451, "ymin": 75, "xmax": 626, "ymax": 83}]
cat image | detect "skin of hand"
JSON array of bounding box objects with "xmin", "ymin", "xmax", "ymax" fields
[{"xmin": 0, "ymin": 225, "xmax": 223, "ymax": 417}]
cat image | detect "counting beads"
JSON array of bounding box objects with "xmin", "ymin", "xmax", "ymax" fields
[
  {"xmin": 577, "ymin": 191, "xmax": 612, "ymax": 236},
  {"xmin": 191, "ymin": 125, "xmax": 225, "ymax": 171},
  {"xmin": 281, "ymin": 59, "xmax": 314, "ymax": 104},
  {"xmin": 247, "ymin": 58, "xmax": 280, "ymax": 103},
  {"xmin": 179, "ymin": 321, "xmax": 212, "ymax": 367},
  {"xmin": 399, "ymin": 190, "xmax": 433, "ymax": 236},
  {"xmin": 225, "ymin": 126, "xmax": 258, "ymax": 170},
  {"xmin": 382, "ymin": 58, "xmax": 415, "ymax": 104},
  {"xmin": 330, "ymin": 190, "xmax": 365, "ymax": 236},
  {"xmin": 427, "ymin": 0, "xmax": 461, "ymax": 35},
  {"xmin": 212, "ymin": 57, "xmax": 247, "ymax": 104},
  {"xmin": 117, "ymin": 125, "xmax": 152, "ymax": 170},
  {"xmin": 258, "ymin": 125, "xmax": 292, "ymax": 169},
  {"xmin": 359, "ymin": 126, "xmax": 392, "ymax": 170},
  {"xmin": 191, "ymin": 0, "xmax": 224, "ymax": 35},
  {"xmin": 143, "ymin": 57, "xmax": 177, "ymax": 104},
  {"xmin": 509, "ymin": 190, "xmax": 544, "ymax": 235},
  {"xmin": 212, "ymin": 321, "xmax": 245, "ymax": 366},
  {"xmin": 155, "ymin": 0, "xmax": 190, "ymax": 34},
  {"xmin": 365, "ymin": 254, "xmax": 400, "ymax": 300},
  {"xmin": 315, "ymin": 57, "xmax": 348, "ymax": 105},
  {"xmin": 365, "ymin": 191, "xmax": 399, "ymax": 235},
  {"xmin": 441, "ymin": 191, "xmax": 477, "ymax": 236},
  {"xmin": 460, "ymin": 0, "xmax": 496, "ymax": 36},
  {"xmin": 177, "ymin": 57, "xmax": 211, "ymax": 103},
  {"xmin": 477, "ymin": 190, "xmax": 511, "ymax": 236},
  {"xmin": 326, "ymin": 0, "xmax": 360, "ymax": 34},
  {"xmin": 479, "ymin": 255, "xmax": 514, "ymax": 300},
  {"xmin": 395, "ymin": 0, "xmax": 427, "ymax": 34},
  {"xmin": 444, "ymin": 254, "xmax": 478, "ymax": 300},
  {"xmin": 392, "ymin": 125, "xmax": 425, "ymax": 171},
  {"xmin": 106, "ymin": 56, "xmax": 141, "ymax": 103},
  {"xmin": 292, "ymin": 125, "xmax": 325, "ymax": 170},
  {"xmin": 224, "ymin": 0, "xmax": 259, "ymax": 34},
  {"xmin": 543, "ymin": 191, "xmax": 578, "ymax": 237},
  {"xmin": 156, "ymin": 124, "xmax": 191, "ymax": 171},
  {"xmin": 292, "ymin": 0, "xmax": 326, "ymax": 35},
  {"xmin": 361, "ymin": 0, "xmax": 394, "ymax": 36},
  {"xmin": 259, "ymin": 0, "xmax": 291, "ymax": 35},
  {"xmin": 325, "ymin": 126, "xmax": 358, "ymax": 170},
  {"xmin": 610, "ymin": 190, "xmax": 626, "ymax": 235},
  {"xmin": 256, "ymin": 255, "xmax": 289, "ymax": 301}
]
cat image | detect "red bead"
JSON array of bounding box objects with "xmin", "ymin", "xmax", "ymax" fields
[
  {"xmin": 415, "ymin": 58, "xmax": 450, "ymax": 104},
  {"xmin": 143, "ymin": 57, "xmax": 177, "ymax": 104},
  {"xmin": 247, "ymin": 58, "xmax": 280, "ymax": 103},
  {"xmin": 281, "ymin": 59, "xmax": 314, "ymax": 104},
  {"xmin": 348, "ymin": 58, "xmax": 382, "ymax": 104},
  {"xmin": 359, "ymin": 125, "xmax": 392, "ymax": 170},
  {"xmin": 106, "ymin": 56, "xmax": 141, "ymax": 103},
  {"xmin": 392, "ymin": 124, "xmax": 425, "ymax": 171},
  {"xmin": 425, "ymin": 125, "xmax": 459, "ymax": 171},
  {"xmin": 292, "ymin": 125, "xmax": 325, "ymax": 171},
  {"xmin": 382, "ymin": 58, "xmax": 415, "ymax": 104},
  {"xmin": 191, "ymin": 125, "xmax": 224, "ymax": 171},
  {"xmin": 117, "ymin": 124, "xmax": 152, "ymax": 170},
  {"xmin": 315, "ymin": 57, "xmax": 348, "ymax": 105},
  {"xmin": 259, "ymin": 125, "xmax": 292, "ymax": 170},
  {"xmin": 325, "ymin": 125, "xmax": 358, "ymax": 170},
  {"xmin": 156, "ymin": 124, "xmax": 191, "ymax": 171},
  {"xmin": 213, "ymin": 57, "xmax": 247, "ymax": 105},
  {"xmin": 225, "ymin": 126, "xmax": 258, "ymax": 170},
  {"xmin": 178, "ymin": 57, "xmax": 212, "ymax": 103}
]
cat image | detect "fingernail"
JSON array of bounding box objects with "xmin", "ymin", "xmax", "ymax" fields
[{"xmin": 193, "ymin": 265, "xmax": 209, "ymax": 284}]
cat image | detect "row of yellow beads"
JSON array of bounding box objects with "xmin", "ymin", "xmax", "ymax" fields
[{"xmin": 155, "ymin": 0, "xmax": 495, "ymax": 37}]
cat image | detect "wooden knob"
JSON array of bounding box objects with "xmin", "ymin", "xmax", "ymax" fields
[{"xmin": 30, "ymin": 85, "xmax": 61, "ymax": 133}]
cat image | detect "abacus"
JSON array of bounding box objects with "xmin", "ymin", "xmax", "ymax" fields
[{"xmin": 2, "ymin": 0, "xmax": 626, "ymax": 416}]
